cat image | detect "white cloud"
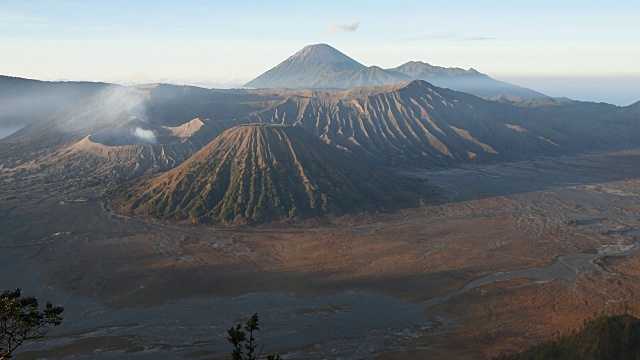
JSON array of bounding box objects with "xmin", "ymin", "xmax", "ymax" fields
[
  {"xmin": 328, "ymin": 21, "xmax": 359, "ymax": 33},
  {"xmin": 401, "ymin": 33, "xmax": 495, "ymax": 42}
]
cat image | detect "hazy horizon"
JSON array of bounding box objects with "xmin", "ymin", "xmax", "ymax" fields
[{"xmin": 1, "ymin": 0, "xmax": 638, "ymax": 105}]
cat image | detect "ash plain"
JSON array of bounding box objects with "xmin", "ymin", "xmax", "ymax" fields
[{"xmin": 3, "ymin": 150, "xmax": 640, "ymax": 359}]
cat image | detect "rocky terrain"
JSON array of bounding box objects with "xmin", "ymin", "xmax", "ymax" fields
[
  {"xmin": 2, "ymin": 77, "xmax": 638, "ymax": 190},
  {"xmin": 49, "ymin": 118, "xmax": 232, "ymax": 180},
  {"xmin": 0, "ymin": 84, "xmax": 287, "ymax": 181},
  {"xmin": 241, "ymin": 80, "xmax": 635, "ymax": 166},
  {"xmin": 112, "ymin": 124, "xmax": 434, "ymax": 224},
  {"xmin": 4, "ymin": 149, "xmax": 640, "ymax": 359}
]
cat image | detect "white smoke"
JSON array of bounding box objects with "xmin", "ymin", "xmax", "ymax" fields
[
  {"xmin": 132, "ymin": 127, "xmax": 157, "ymax": 144},
  {"xmin": 51, "ymin": 85, "xmax": 149, "ymax": 133}
]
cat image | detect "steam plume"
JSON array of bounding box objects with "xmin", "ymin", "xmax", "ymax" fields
[{"xmin": 133, "ymin": 127, "xmax": 156, "ymax": 144}]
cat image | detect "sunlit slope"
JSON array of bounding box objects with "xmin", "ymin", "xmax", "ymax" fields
[
  {"xmin": 112, "ymin": 124, "xmax": 433, "ymax": 224},
  {"xmin": 241, "ymin": 80, "xmax": 624, "ymax": 166}
]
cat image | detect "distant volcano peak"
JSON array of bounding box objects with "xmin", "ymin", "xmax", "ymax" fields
[
  {"xmin": 245, "ymin": 44, "xmax": 547, "ymax": 99},
  {"xmin": 244, "ymin": 44, "xmax": 370, "ymax": 89},
  {"xmin": 287, "ymin": 43, "xmax": 364, "ymax": 67}
]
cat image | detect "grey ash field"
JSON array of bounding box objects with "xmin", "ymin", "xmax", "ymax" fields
[{"xmin": 1, "ymin": 44, "xmax": 640, "ymax": 359}]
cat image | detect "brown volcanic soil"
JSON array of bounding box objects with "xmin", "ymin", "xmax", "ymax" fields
[
  {"xmin": 2, "ymin": 150, "xmax": 640, "ymax": 358},
  {"xmin": 388, "ymin": 253, "xmax": 640, "ymax": 360},
  {"xmin": 112, "ymin": 124, "xmax": 435, "ymax": 224},
  {"xmin": 242, "ymin": 80, "xmax": 634, "ymax": 167},
  {"xmin": 3, "ymin": 195, "xmax": 558, "ymax": 306},
  {"xmin": 4, "ymin": 80, "xmax": 636, "ymax": 195}
]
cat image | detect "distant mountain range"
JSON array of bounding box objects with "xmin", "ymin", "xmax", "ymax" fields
[
  {"xmin": 245, "ymin": 44, "xmax": 546, "ymax": 100},
  {"xmin": 0, "ymin": 75, "xmax": 111, "ymax": 128},
  {"xmin": 1, "ymin": 69, "xmax": 639, "ymax": 224},
  {"xmin": 4, "ymin": 78, "xmax": 638, "ymax": 184},
  {"xmin": 240, "ymin": 80, "xmax": 636, "ymax": 167}
]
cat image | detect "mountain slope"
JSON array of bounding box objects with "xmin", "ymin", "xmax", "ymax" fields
[
  {"xmin": 0, "ymin": 75, "xmax": 112, "ymax": 128},
  {"xmin": 245, "ymin": 44, "xmax": 365, "ymax": 88},
  {"xmin": 0, "ymin": 84, "xmax": 283, "ymax": 171},
  {"xmin": 244, "ymin": 44, "xmax": 411, "ymax": 89},
  {"xmin": 244, "ymin": 44, "xmax": 546, "ymax": 99},
  {"xmin": 496, "ymin": 97, "xmax": 622, "ymax": 122},
  {"xmin": 611, "ymin": 100, "xmax": 640, "ymax": 123},
  {"xmin": 4, "ymin": 78, "xmax": 637, "ymax": 185},
  {"xmin": 240, "ymin": 80, "xmax": 625, "ymax": 167},
  {"xmin": 330, "ymin": 66, "xmax": 413, "ymax": 88},
  {"xmin": 112, "ymin": 124, "xmax": 432, "ymax": 224},
  {"xmin": 0, "ymin": 85, "xmax": 146, "ymax": 165},
  {"xmin": 389, "ymin": 61, "xmax": 547, "ymax": 99},
  {"xmin": 496, "ymin": 315, "xmax": 640, "ymax": 360},
  {"xmin": 48, "ymin": 117, "xmax": 233, "ymax": 181}
]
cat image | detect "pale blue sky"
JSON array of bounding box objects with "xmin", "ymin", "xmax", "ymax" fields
[{"xmin": 1, "ymin": 0, "xmax": 638, "ymax": 104}]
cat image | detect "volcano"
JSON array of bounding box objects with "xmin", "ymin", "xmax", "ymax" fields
[{"xmin": 112, "ymin": 124, "xmax": 433, "ymax": 224}]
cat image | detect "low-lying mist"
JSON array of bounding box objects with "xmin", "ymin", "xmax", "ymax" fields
[
  {"xmin": 498, "ymin": 75, "xmax": 640, "ymax": 106},
  {"xmin": 0, "ymin": 77, "xmax": 111, "ymax": 128}
]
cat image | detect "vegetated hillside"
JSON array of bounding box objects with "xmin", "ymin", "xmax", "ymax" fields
[
  {"xmin": 241, "ymin": 80, "xmax": 629, "ymax": 167},
  {"xmin": 495, "ymin": 315, "xmax": 640, "ymax": 360},
  {"xmin": 0, "ymin": 75, "xmax": 112, "ymax": 127},
  {"xmin": 389, "ymin": 61, "xmax": 547, "ymax": 100},
  {"xmin": 112, "ymin": 124, "xmax": 433, "ymax": 225},
  {"xmin": 244, "ymin": 44, "xmax": 546, "ymax": 99}
]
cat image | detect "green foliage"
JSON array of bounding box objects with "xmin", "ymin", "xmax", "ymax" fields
[
  {"xmin": 226, "ymin": 313, "xmax": 281, "ymax": 360},
  {"xmin": 244, "ymin": 313, "xmax": 259, "ymax": 360},
  {"xmin": 1, "ymin": 288, "xmax": 64, "ymax": 359},
  {"xmin": 227, "ymin": 323, "xmax": 246, "ymax": 360},
  {"xmin": 495, "ymin": 315, "xmax": 640, "ymax": 360}
]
